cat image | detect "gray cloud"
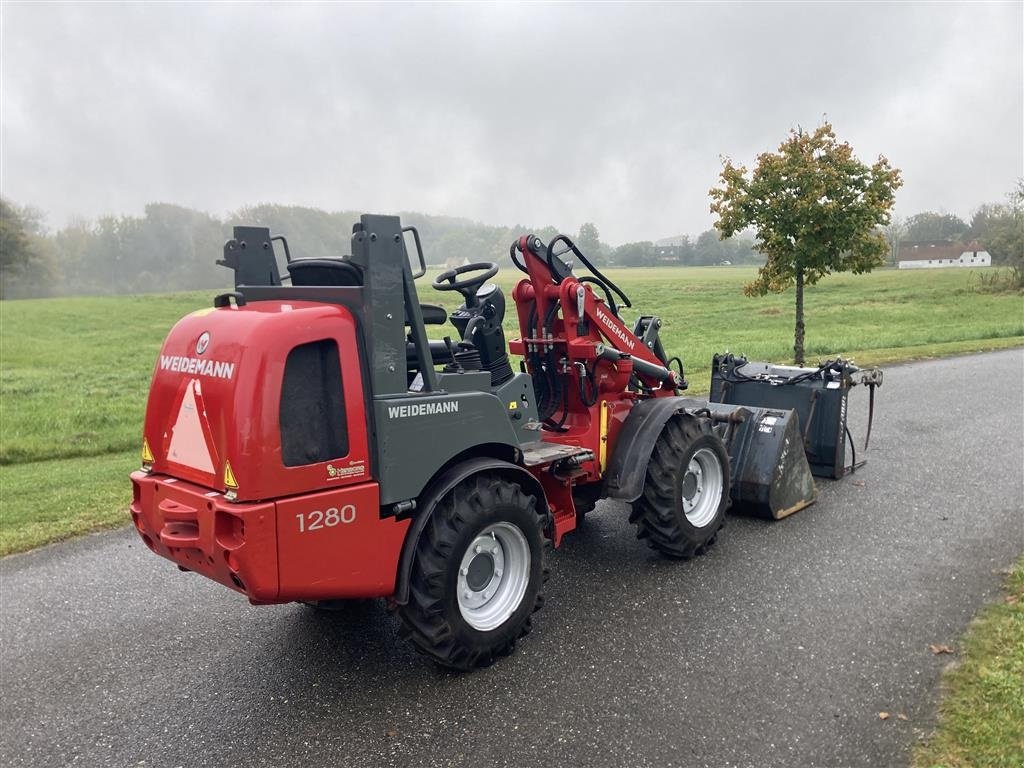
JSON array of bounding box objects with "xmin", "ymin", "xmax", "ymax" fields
[{"xmin": 2, "ymin": 1, "xmax": 1021, "ymax": 244}]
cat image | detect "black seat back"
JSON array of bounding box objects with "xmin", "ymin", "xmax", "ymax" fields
[
  {"xmin": 417, "ymin": 303, "xmax": 447, "ymax": 325},
  {"xmin": 287, "ymin": 259, "xmax": 363, "ymax": 287}
]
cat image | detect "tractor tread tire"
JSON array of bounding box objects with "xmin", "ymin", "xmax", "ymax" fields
[
  {"xmin": 629, "ymin": 414, "xmax": 729, "ymax": 559},
  {"xmin": 397, "ymin": 474, "xmax": 548, "ymax": 670}
]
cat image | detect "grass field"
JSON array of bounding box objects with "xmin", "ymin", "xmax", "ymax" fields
[{"xmin": 1, "ymin": 265, "xmax": 1022, "ymax": 555}]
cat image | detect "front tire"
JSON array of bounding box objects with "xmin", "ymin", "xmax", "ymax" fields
[
  {"xmin": 630, "ymin": 414, "xmax": 729, "ymax": 558},
  {"xmin": 397, "ymin": 474, "xmax": 547, "ymax": 670}
]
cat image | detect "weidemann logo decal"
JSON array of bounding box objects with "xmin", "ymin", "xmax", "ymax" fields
[
  {"xmin": 388, "ymin": 401, "xmax": 460, "ymax": 419},
  {"xmin": 594, "ymin": 307, "xmax": 636, "ymax": 351},
  {"xmin": 160, "ymin": 355, "xmax": 235, "ymax": 380}
]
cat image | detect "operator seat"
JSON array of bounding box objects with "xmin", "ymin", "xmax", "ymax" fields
[
  {"xmin": 287, "ymin": 258, "xmax": 363, "ymax": 287},
  {"xmin": 288, "ymin": 257, "xmax": 447, "ymax": 325},
  {"xmin": 417, "ymin": 304, "xmax": 448, "ymax": 325}
]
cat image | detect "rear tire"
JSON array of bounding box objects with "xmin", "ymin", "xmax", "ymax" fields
[
  {"xmin": 397, "ymin": 474, "xmax": 547, "ymax": 670},
  {"xmin": 630, "ymin": 414, "xmax": 729, "ymax": 558}
]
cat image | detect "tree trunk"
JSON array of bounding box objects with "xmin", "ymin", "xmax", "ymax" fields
[{"xmin": 794, "ymin": 266, "xmax": 805, "ymax": 365}]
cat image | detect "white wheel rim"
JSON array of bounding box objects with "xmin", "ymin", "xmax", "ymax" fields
[
  {"xmin": 456, "ymin": 522, "xmax": 531, "ymax": 631},
  {"xmin": 681, "ymin": 447, "xmax": 724, "ymax": 528}
]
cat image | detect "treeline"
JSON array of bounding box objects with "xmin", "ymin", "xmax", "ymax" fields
[
  {"xmin": 5, "ymin": 193, "xmax": 1019, "ymax": 301},
  {"xmin": 0, "ymin": 202, "xmax": 763, "ymax": 300},
  {"xmin": 611, "ymin": 230, "xmax": 762, "ymax": 268},
  {"xmin": 0, "ymin": 202, "xmax": 564, "ymax": 298}
]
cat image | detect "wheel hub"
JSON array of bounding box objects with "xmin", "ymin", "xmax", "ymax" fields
[
  {"xmin": 680, "ymin": 447, "xmax": 724, "ymax": 528},
  {"xmin": 456, "ymin": 522, "xmax": 531, "ymax": 631},
  {"xmin": 681, "ymin": 470, "xmax": 700, "ymax": 500},
  {"xmin": 465, "ymin": 552, "xmax": 495, "ymax": 591}
]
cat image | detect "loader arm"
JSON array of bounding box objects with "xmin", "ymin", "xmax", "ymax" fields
[{"xmin": 508, "ymin": 234, "xmax": 682, "ymax": 397}]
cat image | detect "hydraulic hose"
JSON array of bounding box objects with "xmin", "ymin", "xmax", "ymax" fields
[
  {"xmin": 577, "ymin": 364, "xmax": 599, "ymax": 407},
  {"xmin": 578, "ymin": 276, "xmax": 620, "ymax": 318},
  {"xmin": 509, "ymin": 241, "xmax": 529, "ymax": 275},
  {"xmin": 545, "ymin": 235, "xmax": 632, "ymax": 310}
]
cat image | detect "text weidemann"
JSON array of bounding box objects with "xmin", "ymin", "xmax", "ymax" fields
[{"xmin": 160, "ymin": 355, "xmax": 236, "ymax": 380}]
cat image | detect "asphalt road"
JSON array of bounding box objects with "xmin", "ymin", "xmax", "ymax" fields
[{"xmin": 2, "ymin": 349, "xmax": 1023, "ymax": 768}]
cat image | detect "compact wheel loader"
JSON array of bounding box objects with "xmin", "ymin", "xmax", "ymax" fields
[{"xmin": 131, "ymin": 214, "xmax": 878, "ymax": 669}]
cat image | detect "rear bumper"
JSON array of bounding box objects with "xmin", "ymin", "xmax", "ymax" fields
[
  {"xmin": 130, "ymin": 472, "xmax": 411, "ymax": 603},
  {"xmin": 130, "ymin": 471, "xmax": 281, "ymax": 602}
]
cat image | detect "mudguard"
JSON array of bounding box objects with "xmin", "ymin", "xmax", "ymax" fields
[
  {"xmin": 603, "ymin": 397, "xmax": 708, "ymax": 503},
  {"xmin": 392, "ymin": 456, "xmax": 548, "ymax": 606}
]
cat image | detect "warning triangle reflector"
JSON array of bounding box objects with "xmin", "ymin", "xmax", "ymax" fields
[
  {"xmin": 223, "ymin": 460, "xmax": 238, "ymax": 490},
  {"xmin": 141, "ymin": 438, "xmax": 154, "ymax": 463},
  {"xmin": 167, "ymin": 379, "xmax": 215, "ymax": 474}
]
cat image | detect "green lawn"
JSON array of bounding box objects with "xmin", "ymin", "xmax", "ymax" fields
[
  {"xmin": 0, "ymin": 291, "xmax": 211, "ymax": 465},
  {"xmin": 915, "ymin": 558, "xmax": 1024, "ymax": 768},
  {"xmin": 0, "ymin": 452, "xmax": 137, "ymax": 556},
  {"xmin": 1, "ymin": 266, "xmax": 1022, "ymax": 555}
]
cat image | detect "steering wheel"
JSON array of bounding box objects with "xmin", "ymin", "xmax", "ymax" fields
[{"xmin": 432, "ymin": 261, "xmax": 499, "ymax": 303}]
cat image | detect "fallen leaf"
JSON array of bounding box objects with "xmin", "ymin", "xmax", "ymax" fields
[
  {"xmin": 897, "ymin": 713, "xmax": 908, "ymax": 721},
  {"xmin": 1006, "ymin": 594, "xmax": 1019, "ymax": 605},
  {"xmin": 878, "ymin": 712, "xmax": 890, "ymax": 720},
  {"xmin": 929, "ymin": 644, "xmax": 954, "ymax": 655},
  {"xmin": 853, "ymin": 480, "xmax": 865, "ymax": 487},
  {"xmin": 385, "ymin": 729, "xmax": 397, "ymax": 738}
]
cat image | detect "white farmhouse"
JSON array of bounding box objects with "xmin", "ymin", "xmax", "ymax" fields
[{"xmin": 897, "ymin": 240, "xmax": 992, "ymax": 269}]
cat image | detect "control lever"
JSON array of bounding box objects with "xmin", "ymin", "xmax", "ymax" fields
[{"xmin": 443, "ymin": 337, "xmax": 462, "ymax": 372}]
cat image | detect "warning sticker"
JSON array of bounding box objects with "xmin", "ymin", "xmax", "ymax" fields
[{"xmin": 223, "ymin": 460, "xmax": 239, "ymax": 489}]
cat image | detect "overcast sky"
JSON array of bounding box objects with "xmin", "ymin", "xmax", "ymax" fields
[{"xmin": 2, "ymin": 1, "xmax": 1021, "ymax": 244}]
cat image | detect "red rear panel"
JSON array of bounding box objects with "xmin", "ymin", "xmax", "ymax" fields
[
  {"xmin": 276, "ymin": 484, "xmax": 411, "ymax": 600},
  {"xmin": 142, "ymin": 300, "xmax": 371, "ymax": 501}
]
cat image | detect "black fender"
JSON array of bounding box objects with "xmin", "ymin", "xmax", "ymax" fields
[
  {"xmin": 603, "ymin": 396, "xmax": 714, "ymax": 503},
  {"xmin": 392, "ymin": 456, "xmax": 548, "ymax": 606}
]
